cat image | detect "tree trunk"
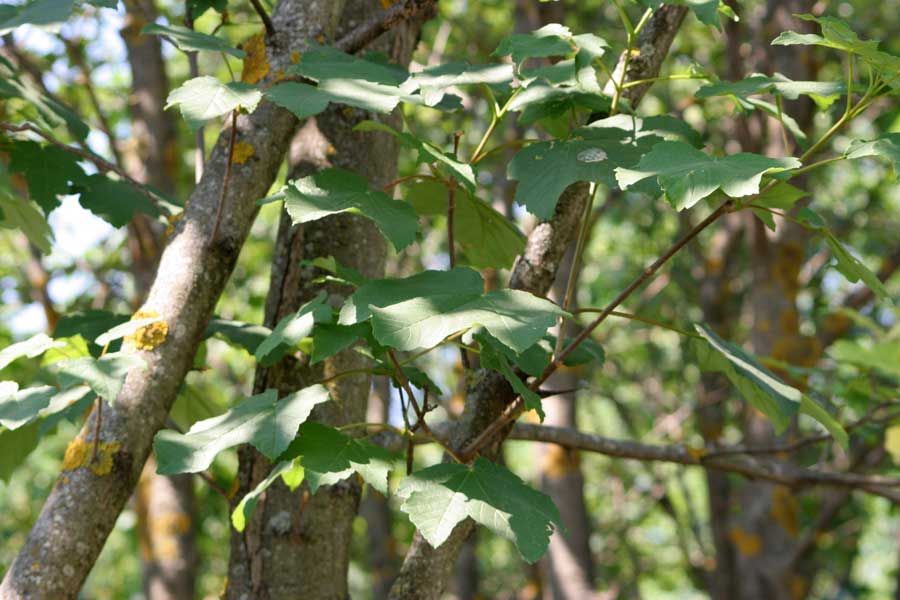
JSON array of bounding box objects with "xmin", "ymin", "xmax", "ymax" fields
[
  {"xmin": 121, "ymin": 3, "xmax": 197, "ymax": 597},
  {"xmin": 388, "ymin": 8, "xmax": 689, "ymax": 599},
  {"xmin": 0, "ymin": 1, "xmax": 345, "ymax": 596},
  {"xmin": 225, "ymin": 4, "xmax": 425, "ymax": 597}
]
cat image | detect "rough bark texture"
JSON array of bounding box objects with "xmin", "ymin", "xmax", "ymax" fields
[
  {"xmin": 388, "ymin": 8, "xmax": 688, "ymax": 599},
  {"xmin": 224, "ymin": 4, "xmax": 424, "ymax": 598},
  {"xmin": 0, "ymin": 1, "xmax": 340, "ymax": 596},
  {"xmin": 120, "ymin": 3, "xmax": 197, "ymax": 597}
]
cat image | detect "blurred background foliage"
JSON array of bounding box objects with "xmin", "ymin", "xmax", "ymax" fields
[{"xmin": 0, "ymin": 0, "xmax": 898, "ymax": 598}]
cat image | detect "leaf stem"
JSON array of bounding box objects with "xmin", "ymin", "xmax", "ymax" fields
[{"xmin": 209, "ymin": 110, "xmax": 238, "ymax": 248}]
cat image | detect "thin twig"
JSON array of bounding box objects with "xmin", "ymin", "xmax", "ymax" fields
[
  {"xmin": 461, "ymin": 200, "xmax": 734, "ymax": 460},
  {"xmin": 248, "ymin": 0, "xmax": 275, "ymax": 37},
  {"xmin": 91, "ymin": 398, "xmax": 103, "ymax": 463},
  {"xmin": 0, "ymin": 122, "xmax": 170, "ymax": 216},
  {"xmin": 209, "ymin": 110, "xmax": 238, "ymax": 247}
]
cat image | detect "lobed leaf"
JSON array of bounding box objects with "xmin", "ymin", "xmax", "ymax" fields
[
  {"xmin": 154, "ymin": 385, "xmax": 330, "ymax": 474},
  {"xmin": 398, "ymin": 457, "xmax": 563, "ymax": 563},
  {"xmin": 615, "ymin": 141, "xmax": 801, "ymax": 210}
]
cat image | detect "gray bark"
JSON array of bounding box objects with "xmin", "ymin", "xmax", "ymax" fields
[
  {"xmin": 121, "ymin": 3, "xmax": 197, "ymax": 597},
  {"xmin": 225, "ymin": 4, "xmax": 424, "ymax": 598},
  {"xmin": 0, "ymin": 1, "xmax": 343, "ymax": 596},
  {"xmin": 388, "ymin": 8, "xmax": 689, "ymax": 599}
]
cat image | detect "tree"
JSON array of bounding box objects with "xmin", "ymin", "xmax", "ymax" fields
[{"xmin": 0, "ymin": 1, "xmax": 898, "ymax": 598}]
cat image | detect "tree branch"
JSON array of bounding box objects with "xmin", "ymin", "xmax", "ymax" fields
[
  {"xmin": 0, "ymin": 122, "xmax": 170, "ymax": 216},
  {"xmin": 507, "ymin": 424, "xmax": 900, "ymax": 501}
]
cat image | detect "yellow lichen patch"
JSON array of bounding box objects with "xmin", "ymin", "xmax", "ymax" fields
[
  {"xmin": 326, "ymin": 143, "xmax": 337, "ymax": 156},
  {"xmin": 232, "ymin": 141, "xmax": 256, "ymax": 164},
  {"xmin": 315, "ymin": 34, "xmax": 326, "ymax": 44},
  {"xmin": 62, "ymin": 437, "xmax": 122, "ymax": 476},
  {"xmin": 769, "ymin": 486, "xmax": 799, "ymax": 537},
  {"xmin": 124, "ymin": 309, "xmax": 169, "ymax": 351},
  {"xmin": 274, "ymin": 68, "xmax": 286, "ymax": 83},
  {"xmin": 165, "ymin": 210, "xmax": 184, "ymax": 239},
  {"xmin": 729, "ymin": 526, "xmax": 761, "ymax": 556},
  {"xmin": 290, "ymin": 50, "xmax": 301, "ymax": 64},
  {"xmin": 241, "ymin": 34, "xmax": 269, "ymax": 84}
]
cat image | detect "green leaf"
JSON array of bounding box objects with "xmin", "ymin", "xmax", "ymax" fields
[
  {"xmin": 749, "ymin": 181, "xmax": 808, "ymax": 230},
  {"xmin": 54, "ymin": 352, "xmax": 147, "ymax": 402},
  {"xmin": 0, "ymin": 194, "xmax": 53, "ymax": 253},
  {"xmin": 406, "ymin": 180, "xmax": 525, "ymax": 270},
  {"xmin": 0, "ymin": 0, "xmax": 75, "ymax": 35},
  {"xmin": 166, "ymin": 77, "xmax": 262, "ymax": 130},
  {"xmin": 369, "ymin": 286, "xmax": 565, "ymax": 353},
  {"xmin": 493, "ymin": 24, "xmax": 575, "ymax": 66},
  {"xmin": 694, "ymin": 324, "xmax": 846, "ymax": 447},
  {"xmin": 255, "ymin": 294, "xmax": 332, "ymax": 366},
  {"xmin": 341, "ymin": 267, "xmax": 564, "ymax": 353},
  {"xmin": 0, "ymin": 333, "xmax": 63, "ymax": 371},
  {"xmin": 0, "ymin": 383, "xmax": 56, "ymax": 430},
  {"xmin": 845, "ymin": 133, "xmax": 900, "ymax": 173},
  {"xmin": 340, "ymin": 267, "xmax": 484, "ymax": 325},
  {"xmin": 187, "ymin": 0, "xmax": 227, "ymax": 16},
  {"xmin": 506, "ymin": 83, "xmax": 611, "ymax": 134},
  {"xmin": 266, "ymin": 78, "xmax": 410, "ymax": 119},
  {"xmin": 282, "ymin": 168, "xmax": 419, "ymax": 250},
  {"xmin": 0, "ymin": 422, "xmax": 39, "ymax": 482},
  {"xmin": 615, "ymin": 141, "xmax": 801, "ymax": 210},
  {"xmin": 406, "ymin": 62, "xmax": 514, "ymax": 106},
  {"xmin": 829, "ymin": 339, "xmax": 900, "ymax": 379},
  {"xmin": 477, "ymin": 334, "xmax": 544, "ymax": 420},
  {"xmin": 0, "ymin": 59, "xmax": 88, "ymax": 139},
  {"xmin": 8, "ymin": 140, "xmax": 86, "ymax": 213},
  {"xmin": 95, "ymin": 315, "xmax": 163, "ymax": 347},
  {"xmin": 279, "ymin": 422, "xmax": 397, "ymax": 494},
  {"xmin": 694, "ymin": 325, "xmax": 799, "ymax": 431},
  {"xmin": 204, "ymin": 319, "xmax": 272, "ymax": 355},
  {"xmin": 231, "ymin": 460, "xmax": 297, "ymax": 532},
  {"xmin": 154, "ymin": 385, "xmax": 330, "ymax": 474},
  {"xmin": 262, "ymin": 82, "xmax": 332, "ymax": 120},
  {"xmin": 772, "ymin": 14, "xmax": 880, "ymax": 56},
  {"xmin": 310, "ymin": 323, "xmax": 369, "ymax": 365},
  {"xmin": 696, "ymin": 73, "xmax": 845, "ymax": 105},
  {"xmin": 508, "ymin": 125, "xmax": 656, "ymax": 219},
  {"xmin": 398, "ymin": 457, "xmax": 562, "ymax": 563},
  {"xmin": 355, "ymin": 121, "xmax": 476, "ymax": 193},
  {"xmin": 73, "ymin": 175, "xmax": 162, "ymax": 227},
  {"xmin": 290, "ymin": 45, "xmax": 408, "ymax": 85},
  {"xmin": 142, "ymin": 23, "xmax": 245, "ymax": 58},
  {"xmin": 824, "ymin": 235, "xmax": 891, "ymax": 301},
  {"xmin": 55, "ymin": 311, "xmax": 130, "ymax": 356}
]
